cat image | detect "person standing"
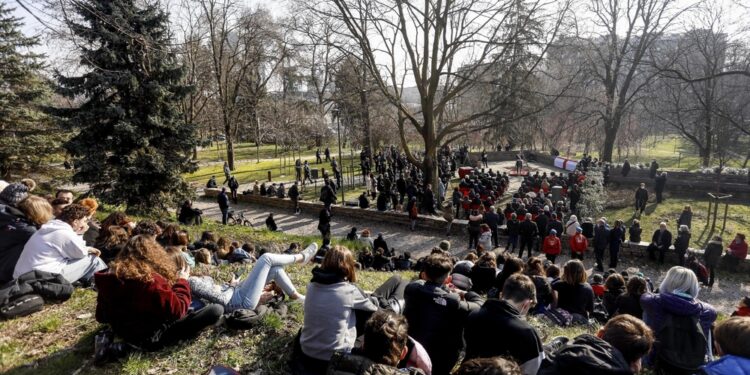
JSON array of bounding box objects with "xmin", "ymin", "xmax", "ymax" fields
[
  {"xmin": 621, "ymin": 159, "xmax": 631, "ymax": 177},
  {"xmin": 288, "ymin": 181, "xmax": 300, "ymax": 214},
  {"xmin": 467, "ymin": 210, "xmax": 482, "ymax": 250},
  {"xmin": 318, "ymin": 208, "xmax": 331, "ymax": 242},
  {"xmin": 451, "ymin": 187, "xmax": 462, "ymax": 218},
  {"xmin": 634, "ymin": 183, "xmax": 649, "ymax": 217},
  {"xmin": 654, "ymin": 172, "xmax": 667, "ymax": 203},
  {"xmin": 324, "ymin": 147, "xmax": 331, "ymax": 162},
  {"xmin": 407, "ymin": 197, "xmax": 419, "ymax": 231},
  {"xmin": 331, "ymin": 157, "xmax": 342, "ymax": 189},
  {"xmin": 295, "ymin": 159, "xmax": 302, "ymax": 181},
  {"xmin": 647, "ymin": 222, "xmax": 672, "ymax": 264},
  {"xmin": 673, "ymin": 225, "xmax": 691, "ymax": 266},
  {"xmin": 217, "ymin": 188, "xmax": 229, "ymax": 225},
  {"xmin": 677, "ymin": 205, "xmax": 692, "ymax": 229},
  {"xmin": 315, "ymin": 149, "xmax": 322, "ymax": 164},
  {"xmin": 569, "ymin": 227, "xmax": 588, "ymax": 260},
  {"xmin": 542, "ymin": 229, "xmax": 562, "ymax": 264},
  {"xmin": 608, "ymin": 220, "xmax": 625, "ymax": 269},
  {"xmin": 703, "ymin": 236, "xmax": 723, "ymax": 288},
  {"xmin": 228, "ymin": 176, "xmax": 239, "ymax": 203},
  {"xmin": 442, "ymin": 200, "xmax": 455, "ymax": 237},
  {"xmin": 222, "ymin": 161, "xmax": 231, "ymax": 185},
  {"xmin": 483, "ymin": 206, "xmax": 502, "ymax": 248},
  {"xmin": 649, "ymin": 159, "xmax": 659, "ymax": 179},
  {"xmin": 481, "ymin": 151, "xmax": 488, "ymax": 169},
  {"xmin": 515, "ymin": 156, "xmax": 524, "ymax": 175},
  {"xmin": 593, "ymin": 218, "xmax": 610, "ymax": 272},
  {"xmin": 518, "ymin": 213, "xmax": 538, "ymax": 258},
  {"xmin": 303, "ymin": 161, "xmax": 313, "ymax": 185}
]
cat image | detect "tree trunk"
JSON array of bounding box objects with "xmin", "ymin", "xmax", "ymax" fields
[
  {"xmin": 224, "ymin": 121, "xmax": 235, "ymax": 170},
  {"xmin": 601, "ymin": 124, "xmax": 619, "ymax": 162}
]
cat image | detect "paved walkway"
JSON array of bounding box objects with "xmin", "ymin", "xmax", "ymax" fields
[{"xmin": 194, "ymin": 161, "xmax": 566, "ymax": 259}]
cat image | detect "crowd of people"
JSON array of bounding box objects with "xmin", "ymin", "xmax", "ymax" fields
[{"xmin": 2, "ymin": 146, "xmax": 750, "ymax": 375}]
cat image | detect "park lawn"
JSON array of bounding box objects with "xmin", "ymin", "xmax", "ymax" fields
[
  {"xmin": 184, "ymin": 154, "xmax": 362, "ymax": 186},
  {"xmin": 0, "ymin": 215, "xmax": 602, "ymax": 375},
  {"xmin": 565, "ymin": 135, "xmax": 746, "ymax": 171},
  {"xmin": 601, "ymin": 195, "xmax": 750, "ymax": 249}
]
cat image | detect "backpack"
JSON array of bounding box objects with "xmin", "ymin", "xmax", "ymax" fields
[
  {"xmin": 0, "ymin": 294, "xmax": 44, "ymax": 320},
  {"xmin": 655, "ymin": 313, "xmax": 707, "ymax": 374},
  {"xmin": 543, "ymin": 307, "xmax": 573, "ymax": 327}
]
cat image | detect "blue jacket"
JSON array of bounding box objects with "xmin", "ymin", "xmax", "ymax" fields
[
  {"xmin": 701, "ymin": 355, "xmax": 750, "ymax": 375},
  {"xmin": 593, "ymin": 224, "xmax": 610, "ymax": 249}
]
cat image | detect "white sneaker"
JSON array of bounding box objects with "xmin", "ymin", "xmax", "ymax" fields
[{"xmin": 300, "ymin": 243, "xmax": 318, "ymax": 265}]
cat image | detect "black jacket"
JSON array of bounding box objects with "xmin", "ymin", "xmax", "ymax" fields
[
  {"xmin": 547, "ymin": 220, "xmax": 564, "ymax": 238},
  {"xmin": 464, "ymin": 299, "xmax": 544, "ymax": 371},
  {"xmin": 506, "ymin": 219, "xmax": 520, "ymax": 236},
  {"xmin": 0, "ymin": 270, "xmax": 74, "ymax": 308},
  {"xmin": 403, "ymin": 280, "xmax": 483, "ymax": 375},
  {"xmin": 373, "ymin": 237, "xmax": 389, "ymax": 256},
  {"xmin": 538, "ymin": 334, "xmax": 633, "ymax": 375},
  {"xmin": 535, "ymin": 215, "xmax": 550, "ymax": 236},
  {"xmin": 628, "ymin": 226, "xmax": 642, "ymax": 243},
  {"xmin": 703, "ymin": 240, "xmax": 723, "ymax": 267},
  {"xmin": 519, "ymin": 220, "xmax": 538, "ymax": 238},
  {"xmin": 483, "ymin": 212, "xmax": 502, "ymax": 230},
  {"xmin": 0, "ymin": 205, "xmax": 36, "ymax": 284},
  {"xmin": 651, "ymin": 229, "xmax": 672, "ymax": 249},
  {"xmin": 217, "ymin": 191, "xmax": 229, "ymax": 210},
  {"xmin": 634, "ymin": 188, "xmax": 648, "ymax": 206}
]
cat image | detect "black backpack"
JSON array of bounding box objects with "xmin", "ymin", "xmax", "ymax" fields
[
  {"xmin": 655, "ymin": 313, "xmax": 707, "ymax": 374},
  {"xmin": 0, "ymin": 294, "xmax": 44, "ymax": 320}
]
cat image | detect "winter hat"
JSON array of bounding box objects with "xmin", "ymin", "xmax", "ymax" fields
[
  {"xmin": 549, "ymin": 229, "xmax": 557, "ymax": 235},
  {"xmin": 576, "ymin": 226, "xmax": 582, "ymax": 233},
  {"xmin": 0, "ymin": 183, "xmax": 29, "ymax": 207},
  {"xmin": 452, "ymin": 261, "xmax": 473, "ymax": 278},
  {"xmin": 451, "ymin": 273, "xmax": 473, "ymax": 292},
  {"xmin": 439, "ymin": 240, "xmax": 451, "ymax": 252}
]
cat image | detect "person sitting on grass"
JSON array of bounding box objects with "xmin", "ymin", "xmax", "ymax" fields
[
  {"xmin": 403, "ymin": 253, "xmax": 484, "ymax": 375},
  {"xmin": 699, "ymin": 316, "xmax": 750, "ymax": 375},
  {"xmin": 265, "ymin": 213, "xmax": 279, "ymax": 231},
  {"xmin": 188, "ymin": 244, "xmax": 317, "ymax": 311},
  {"xmin": 731, "ymin": 296, "xmax": 750, "ymax": 317},
  {"xmin": 326, "ymin": 310, "xmax": 428, "ymax": 375},
  {"xmin": 464, "ymin": 274, "xmax": 544, "ymax": 375},
  {"xmin": 0, "ymin": 195, "xmax": 53, "ymax": 284},
  {"xmin": 93, "ymin": 236, "xmax": 224, "ymax": 363},
  {"xmin": 614, "ymin": 276, "xmax": 647, "ymax": 319},
  {"xmin": 552, "ymin": 260, "xmax": 594, "ymax": 321},
  {"xmin": 13, "ymin": 204, "xmax": 107, "ymax": 284},
  {"xmin": 539, "ymin": 314, "xmax": 654, "ymax": 374}
]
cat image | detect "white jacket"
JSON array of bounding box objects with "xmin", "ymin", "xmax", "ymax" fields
[{"xmin": 13, "ymin": 219, "xmax": 88, "ymax": 278}]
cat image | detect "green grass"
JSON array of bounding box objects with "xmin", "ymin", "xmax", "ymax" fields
[
  {"xmin": 185, "ymin": 153, "xmax": 363, "ymax": 186},
  {"xmin": 565, "ymin": 135, "xmax": 747, "ymax": 171},
  {"xmin": 602, "ymin": 192, "xmax": 750, "ymax": 248},
  {"xmin": 196, "ymin": 143, "xmax": 347, "ymax": 163}
]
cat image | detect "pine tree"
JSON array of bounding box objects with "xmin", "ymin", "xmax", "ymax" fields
[
  {"xmin": 0, "ymin": 2, "xmax": 60, "ymax": 180},
  {"xmin": 57, "ymin": 0, "xmax": 198, "ymax": 214}
]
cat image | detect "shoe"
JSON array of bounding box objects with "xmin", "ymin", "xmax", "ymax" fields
[
  {"xmin": 300, "ymin": 243, "xmax": 318, "ymax": 265},
  {"xmin": 94, "ymin": 330, "xmax": 113, "ymax": 365}
]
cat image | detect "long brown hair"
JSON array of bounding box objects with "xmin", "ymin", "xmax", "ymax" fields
[
  {"xmin": 100, "ymin": 225, "xmax": 129, "ymax": 249},
  {"xmin": 110, "ymin": 236, "xmax": 178, "ymax": 284},
  {"xmin": 96, "ymin": 212, "xmax": 131, "ymax": 245},
  {"xmin": 322, "ymin": 245, "xmax": 357, "ymax": 282}
]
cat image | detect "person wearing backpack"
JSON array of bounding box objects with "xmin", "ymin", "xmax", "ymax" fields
[{"xmin": 641, "ymin": 266, "xmax": 717, "ymax": 373}]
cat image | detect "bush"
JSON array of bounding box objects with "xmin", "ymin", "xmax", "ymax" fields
[{"xmin": 577, "ymin": 168, "xmax": 607, "ymax": 219}]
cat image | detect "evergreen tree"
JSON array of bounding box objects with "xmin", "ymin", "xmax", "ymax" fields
[
  {"xmin": 57, "ymin": 0, "xmax": 198, "ymax": 214},
  {"xmin": 0, "ymin": 2, "xmax": 59, "ymax": 180}
]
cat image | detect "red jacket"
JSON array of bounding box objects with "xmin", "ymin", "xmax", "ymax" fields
[
  {"xmin": 732, "ymin": 306, "xmax": 750, "ymax": 317},
  {"xmin": 95, "ymin": 271, "xmax": 191, "ymax": 345},
  {"xmin": 729, "ymin": 240, "xmax": 748, "ymax": 260},
  {"xmin": 542, "ymin": 235, "xmax": 561, "ymax": 255},
  {"xmin": 569, "ymin": 233, "xmax": 589, "ymax": 253}
]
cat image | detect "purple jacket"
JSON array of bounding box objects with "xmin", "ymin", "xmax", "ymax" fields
[{"xmin": 641, "ymin": 291, "xmax": 716, "ymax": 338}]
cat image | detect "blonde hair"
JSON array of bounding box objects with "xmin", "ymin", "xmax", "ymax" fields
[
  {"xmin": 17, "ymin": 196, "xmax": 54, "ymax": 227},
  {"xmin": 660, "ymin": 266, "xmax": 700, "ymax": 298}
]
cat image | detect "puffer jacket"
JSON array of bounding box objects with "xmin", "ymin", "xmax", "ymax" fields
[
  {"xmin": 327, "ymin": 351, "xmax": 425, "ymax": 375},
  {"xmin": 640, "ymin": 292, "xmax": 717, "ymax": 338},
  {"xmin": 700, "ymin": 355, "xmax": 750, "ymax": 375},
  {"xmin": 538, "ymin": 334, "xmax": 632, "ymax": 375},
  {"xmin": 0, "ymin": 205, "xmax": 36, "ymax": 284}
]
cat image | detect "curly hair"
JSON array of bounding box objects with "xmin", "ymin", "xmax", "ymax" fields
[
  {"xmin": 96, "ymin": 212, "xmax": 131, "ymax": 246},
  {"xmin": 362, "ymin": 310, "xmax": 409, "ymax": 366},
  {"xmin": 78, "ymin": 197, "xmax": 99, "ymax": 216},
  {"xmin": 100, "ymin": 225, "xmax": 129, "ymax": 249},
  {"xmin": 133, "ymin": 220, "xmax": 161, "ymax": 237},
  {"xmin": 57, "ymin": 204, "xmax": 91, "ymax": 225},
  {"xmin": 456, "ymin": 357, "xmax": 522, "ymax": 375},
  {"xmin": 110, "ymin": 236, "xmax": 178, "ymax": 284}
]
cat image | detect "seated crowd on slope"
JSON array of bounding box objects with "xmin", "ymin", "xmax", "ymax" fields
[{"xmin": 1, "ymin": 173, "xmax": 750, "ymax": 375}]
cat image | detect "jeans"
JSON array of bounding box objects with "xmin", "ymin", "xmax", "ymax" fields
[
  {"xmin": 60, "ymin": 255, "xmax": 108, "ymax": 283},
  {"xmin": 228, "ymin": 252, "xmax": 301, "ymax": 311},
  {"xmin": 142, "ymin": 304, "xmax": 224, "ymax": 351},
  {"xmin": 221, "ymin": 209, "xmax": 229, "ymax": 225},
  {"xmin": 707, "ymin": 265, "xmax": 716, "ymax": 287}
]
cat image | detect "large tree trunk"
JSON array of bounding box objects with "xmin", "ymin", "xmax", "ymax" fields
[
  {"xmin": 601, "ymin": 123, "xmax": 619, "ymax": 162},
  {"xmin": 224, "ymin": 112, "xmax": 235, "ymax": 170}
]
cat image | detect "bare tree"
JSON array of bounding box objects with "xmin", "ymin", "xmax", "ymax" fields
[
  {"xmin": 304, "ymin": 0, "xmax": 572, "ymax": 190},
  {"xmin": 576, "ymin": 0, "xmax": 693, "ymax": 162}
]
